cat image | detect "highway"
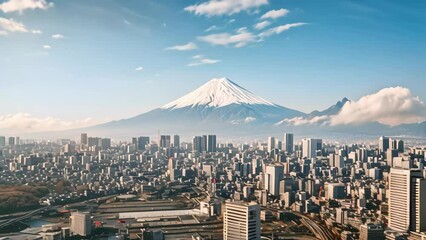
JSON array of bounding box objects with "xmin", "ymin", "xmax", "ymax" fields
[{"xmin": 0, "ymin": 206, "xmax": 50, "ymax": 229}]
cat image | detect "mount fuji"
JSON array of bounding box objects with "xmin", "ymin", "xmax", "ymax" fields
[{"xmin": 85, "ymin": 78, "xmax": 304, "ymax": 137}]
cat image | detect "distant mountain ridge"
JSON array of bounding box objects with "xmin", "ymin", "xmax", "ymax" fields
[{"xmin": 57, "ymin": 78, "xmax": 426, "ymax": 139}]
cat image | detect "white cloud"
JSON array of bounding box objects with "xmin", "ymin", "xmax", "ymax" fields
[
  {"xmin": 135, "ymin": 66, "xmax": 144, "ymax": 71},
  {"xmin": 278, "ymin": 86, "xmax": 426, "ymax": 127},
  {"xmin": 188, "ymin": 55, "xmax": 220, "ymax": 67},
  {"xmin": 43, "ymin": 44, "xmax": 51, "ymax": 49},
  {"xmin": 198, "ymin": 28, "xmax": 256, "ymax": 48},
  {"xmin": 31, "ymin": 29, "xmax": 42, "ymax": 34},
  {"xmin": 165, "ymin": 42, "xmax": 198, "ymax": 51},
  {"xmin": 330, "ymin": 86, "xmax": 426, "ymax": 126},
  {"xmin": 0, "ymin": 113, "xmax": 100, "ymax": 133},
  {"xmin": 205, "ymin": 25, "xmax": 218, "ymax": 32},
  {"xmin": 51, "ymin": 33, "xmax": 64, "ymax": 39},
  {"xmin": 277, "ymin": 115, "xmax": 330, "ymax": 126},
  {"xmin": 231, "ymin": 117, "xmax": 257, "ymax": 125},
  {"xmin": 254, "ymin": 20, "xmax": 270, "ymax": 30},
  {"xmin": 0, "ymin": 0, "xmax": 53, "ymax": 13},
  {"xmin": 0, "ymin": 17, "xmax": 28, "ymax": 33},
  {"xmin": 185, "ymin": 0, "xmax": 268, "ymax": 17},
  {"xmin": 260, "ymin": 8, "xmax": 289, "ymax": 19},
  {"xmin": 259, "ymin": 22, "xmax": 307, "ymax": 38}
]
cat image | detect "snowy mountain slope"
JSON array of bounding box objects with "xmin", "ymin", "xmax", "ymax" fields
[{"xmin": 161, "ymin": 78, "xmax": 277, "ymax": 109}]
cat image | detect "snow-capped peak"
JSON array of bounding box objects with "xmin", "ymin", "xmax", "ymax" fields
[{"xmin": 161, "ymin": 77, "xmax": 276, "ymax": 109}]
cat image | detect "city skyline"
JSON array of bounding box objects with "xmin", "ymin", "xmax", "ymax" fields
[{"xmin": 1, "ymin": 0, "xmax": 426, "ymax": 134}]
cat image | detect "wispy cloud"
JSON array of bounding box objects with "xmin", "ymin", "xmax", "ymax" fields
[
  {"xmin": 135, "ymin": 66, "xmax": 144, "ymax": 71},
  {"xmin": 198, "ymin": 27, "xmax": 256, "ymax": 48},
  {"xmin": 0, "ymin": 17, "xmax": 28, "ymax": 33},
  {"xmin": 188, "ymin": 55, "xmax": 220, "ymax": 67},
  {"xmin": 0, "ymin": 0, "xmax": 53, "ymax": 13},
  {"xmin": 0, "ymin": 113, "xmax": 100, "ymax": 133},
  {"xmin": 259, "ymin": 23, "xmax": 307, "ymax": 38},
  {"xmin": 254, "ymin": 20, "xmax": 271, "ymax": 30},
  {"xmin": 51, "ymin": 33, "xmax": 64, "ymax": 39},
  {"xmin": 43, "ymin": 45, "xmax": 51, "ymax": 49},
  {"xmin": 260, "ymin": 8, "xmax": 289, "ymax": 19},
  {"xmin": 165, "ymin": 42, "xmax": 198, "ymax": 51},
  {"xmin": 205, "ymin": 25, "xmax": 218, "ymax": 32},
  {"xmin": 185, "ymin": 0, "xmax": 268, "ymax": 17}
]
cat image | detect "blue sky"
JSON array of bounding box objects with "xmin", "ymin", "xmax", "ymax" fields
[{"xmin": 0, "ymin": 0, "xmax": 425, "ymax": 131}]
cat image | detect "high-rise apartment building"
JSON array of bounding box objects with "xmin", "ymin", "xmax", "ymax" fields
[
  {"xmin": 223, "ymin": 201, "xmax": 260, "ymax": 240},
  {"xmin": 0, "ymin": 136, "xmax": 5, "ymax": 148},
  {"xmin": 8, "ymin": 137, "xmax": 15, "ymax": 146},
  {"xmin": 359, "ymin": 224, "xmax": 385, "ymax": 240},
  {"xmin": 138, "ymin": 136, "xmax": 150, "ymax": 151},
  {"xmin": 283, "ymin": 133, "xmax": 293, "ymax": 154}
]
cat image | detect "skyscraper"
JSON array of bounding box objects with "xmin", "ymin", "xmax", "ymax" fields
[
  {"xmin": 379, "ymin": 136, "xmax": 389, "ymax": 154},
  {"xmin": 160, "ymin": 135, "xmax": 171, "ymax": 148},
  {"xmin": 81, "ymin": 133, "xmax": 88, "ymax": 146},
  {"xmin": 192, "ymin": 136, "xmax": 202, "ymax": 152},
  {"xmin": 283, "ymin": 133, "xmax": 294, "ymax": 154},
  {"xmin": 8, "ymin": 137, "xmax": 15, "ymax": 146},
  {"xmin": 265, "ymin": 164, "xmax": 284, "ymax": 196},
  {"xmin": 302, "ymin": 138, "xmax": 322, "ymax": 159},
  {"xmin": 388, "ymin": 168, "xmax": 426, "ymax": 233},
  {"xmin": 173, "ymin": 135, "xmax": 180, "ymax": 148},
  {"xmin": 207, "ymin": 135, "xmax": 216, "ymax": 153},
  {"xmin": 223, "ymin": 201, "xmax": 260, "ymax": 240},
  {"xmin": 138, "ymin": 136, "xmax": 150, "ymax": 151},
  {"xmin": 0, "ymin": 136, "xmax": 5, "ymax": 148},
  {"xmin": 267, "ymin": 137, "xmax": 275, "ymax": 152}
]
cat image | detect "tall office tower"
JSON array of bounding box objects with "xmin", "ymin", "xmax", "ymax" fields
[
  {"xmin": 265, "ymin": 164, "xmax": 284, "ymax": 196},
  {"xmin": 173, "ymin": 135, "xmax": 180, "ymax": 148},
  {"xmin": 15, "ymin": 137, "xmax": 20, "ymax": 145},
  {"xmin": 388, "ymin": 168, "xmax": 426, "ymax": 233},
  {"xmin": 359, "ymin": 224, "xmax": 385, "ymax": 240},
  {"xmin": 192, "ymin": 136, "xmax": 202, "ymax": 152},
  {"xmin": 283, "ymin": 133, "xmax": 294, "ymax": 154},
  {"xmin": 0, "ymin": 136, "xmax": 5, "ymax": 148},
  {"xmin": 207, "ymin": 135, "xmax": 217, "ymax": 153},
  {"xmin": 379, "ymin": 136, "xmax": 389, "ymax": 154},
  {"xmin": 138, "ymin": 136, "xmax": 150, "ymax": 151},
  {"xmin": 386, "ymin": 149, "xmax": 399, "ymax": 167},
  {"xmin": 201, "ymin": 135, "xmax": 207, "ymax": 152},
  {"xmin": 101, "ymin": 138, "xmax": 111, "ymax": 150},
  {"xmin": 132, "ymin": 137, "xmax": 138, "ymax": 145},
  {"xmin": 160, "ymin": 135, "xmax": 171, "ymax": 148},
  {"xmin": 70, "ymin": 212, "xmax": 92, "ymax": 236},
  {"xmin": 267, "ymin": 137, "xmax": 275, "ymax": 152},
  {"xmin": 302, "ymin": 138, "xmax": 322, "ymax": 159},
  {"xmin": 223, "ymin": 201, "xmax": 260, "ymax": 240},
  {"xmin": 397, "ymin": 140, "xmax": 404, "ymax": 153},
  {"xmin": 8, "ymin": 137, "xmax": 15, "ymax": 146},
  {"xmin": 81, "ymin": 133, "xmax": 88, "ymax": 145}
]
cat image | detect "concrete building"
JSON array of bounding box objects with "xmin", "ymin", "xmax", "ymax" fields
[
  {"xmin": 70, "ymin": 212, "xmax": 92, "ymax": 236},
  {"xmin": 267, "ymin": 137, "xmax": 275, "ymax": 152},
  {"xmin": 223, "ymin": 201, "xmax": 260, "ymax": 240},
  {"xmin": 359, "ymin": 224, "xmax": 385, "ymax": 240},
  {"xmin": 265, "ymin": 164, "xmax": 284, "ymax": 196},
  {"xmin": 388, "ymin": 168, "xmax": 426, "ymax": 233},
  {"xmin": 207, "ymin": 135, "xmax": 217, "ymax": 152}
]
